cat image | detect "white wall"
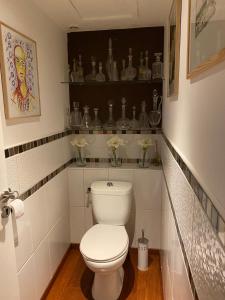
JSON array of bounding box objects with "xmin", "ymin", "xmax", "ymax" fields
[
  {"xmin": 163, "ymin": 0, "xmax": 225, "ymax": 219},
  {"xmin": 0, "ymin": 0, "xmax": 69, "ymax": 148}
]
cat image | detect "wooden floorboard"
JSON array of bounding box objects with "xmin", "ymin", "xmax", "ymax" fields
[{"xmin": 44, "ymin": 247, "xmax": 164, "ymax": 300}]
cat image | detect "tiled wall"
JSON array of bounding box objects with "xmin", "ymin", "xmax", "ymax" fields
[
  {"xmin": 68, "ymin": 164, "xmax": 162, "ymax": 249},
  {"xmin": 161, "ymin": 137, "xmax": 225, "ymax": 300},
  {"xmin": 5, "ymin": 134, "xmax": 73, "ymax": 300}
]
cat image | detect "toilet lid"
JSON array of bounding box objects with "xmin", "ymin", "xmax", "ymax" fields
[{"xmin": 80, "ymin": 224, "xmax": 129, "ymax": 262}]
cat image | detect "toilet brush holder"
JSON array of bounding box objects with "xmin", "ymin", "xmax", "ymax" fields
[{"xmin": 138, "ymin": 229, "xmax": 149, "ymax": 271}]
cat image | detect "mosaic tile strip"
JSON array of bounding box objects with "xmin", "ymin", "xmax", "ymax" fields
[
  {"xmin": 5, "ymin": 130, "xmax": 71, "ymax": 158},
  {"xmin": 20, "ymin": 159, "xmax": 73, "ymax": 201},
  {"xmin": 162, "ymin": 171, "xmax": 199, "ymax": 300},
  {"xmin": 70, "ymin": 128, "xmax": 162, "ymax": 135},
  {"xmin": 163, "ymin": 134, "xmax": 225, "ymax": 249},
  {"xmin": 73, "ymin": 157, "xmax": 162, "ymax": 166}
]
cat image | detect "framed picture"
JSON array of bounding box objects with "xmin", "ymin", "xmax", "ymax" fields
[
  {"xmin": 187, "ymin": 0, "xmax": 225, "ymax": 78},
  {"xmin": 0, "ymin": 23, "xmax": 41, "ymax": 120},
  {"xmin": 168, "ymin": 0, "xmax": 182, "ymax": 97}
]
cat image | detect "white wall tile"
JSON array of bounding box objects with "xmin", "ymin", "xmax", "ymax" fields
[
  {"xmin": 25, "ymin": 189, "xmax": 48, "ymax": 250},
  {"xmin": 70, "ymin": 207, "xmax": 85, "ymax": 243},
  {"xmin": 68, "ymin": 169, "xmax": 84, "ymax": 207},
  {"xmin": 134, "ymin": 169, "xmax": 162, "ymax": 211},
  {"xmin": 108, "ymin": 168, "xmax": 134, "ymax": 182},
  {"xmin": 48, "ymin": 215, "xmax": 70, "ymax": 275},
  {"xmin": 6, "ymin": 156, "xmax": 20, "ymax": 194},
  {"xmin": 33, "ymin": 237, "xmax": 51, "ymax": 299},
  {"xmin": 18, "ymin": 256, "xmax": 37, "ymax": 300}
]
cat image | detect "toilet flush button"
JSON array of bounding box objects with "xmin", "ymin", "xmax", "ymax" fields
[{"xmin": 107, "ymin": 182, "xmax": 113, "ymax": 187}]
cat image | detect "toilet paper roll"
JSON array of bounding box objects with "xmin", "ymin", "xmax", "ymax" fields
[{"xmin": 9, "ymin": 199, "xmax": 24, "ymax": 219}]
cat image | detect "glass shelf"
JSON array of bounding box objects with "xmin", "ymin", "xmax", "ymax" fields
[{"xmin": 61, "ymin": 79, "xmax": 163, "ymax": 86}]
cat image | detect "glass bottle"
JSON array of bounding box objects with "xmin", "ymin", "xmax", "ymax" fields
[
  {"xmin": 130, "ymin": 106, "xmax": 139, "ymax": 129},
  {"xmin": 85, "ymin": 57, "xmax": 97, "ymax": 81},
  {"xmin": 76, "ymin": 54, "xmax": 84, "ymax": 82},
  {"xmin": 125, "ymin": 48, "xmax": 137, "ymax": 81},
  {"xmin": 117, "ymin": 97, "xmax": 130, "ymax": 130},
  {"xmin": 71, "ymin": 101, "xmax": 81, "ymax": 129},
  {"xmin": 120, "ymin": 59, "xmax": 127, "ymax": 81},
  {"xmin": 138, "ymin": 52, "xmax": 145, "ymax": 80},
  {"xmin": 106, "ymin": 38, "xmax": 114, "ymax": 81},
  {"xmin": 149, "ymin": 90, "xmax": 162, "ymax": 129},
  {"xmin": 152, "ymin": 53, "xmax": 163, "ymax": 79},
  {"xmin": 104, "ymin": 101, "xmax": 116, "ymax": 130},
  {"xmin": 81, "ymin": 105, "xmax": 91, "ymax": 129},
  {"xmin": 92, "ymin": 108, "xmax": 102, "ymax": 130},
  {"xmin": 144, "ymin": 50, "xmax": 151, "ymax": 80},
  {"xmin": 96, "ymin": 62, "xmax": 106, "ymax": 82},
  {"xmin": 112, "ymin": 61, "xmax": 119, "ymax": 81},
  {"xmin": 139, "ymin": 100, "xmax": 150, "ymax": 129}
]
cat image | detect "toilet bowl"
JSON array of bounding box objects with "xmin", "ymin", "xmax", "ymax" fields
[
  {"xmin": 79, "ymin": 181, "xmax": 132, "ymax": 300},
  {"xmin": 80, "ymin": 224, "xmax": 129, "ymax": 300}
]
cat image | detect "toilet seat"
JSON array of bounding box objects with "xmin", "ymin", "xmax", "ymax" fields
[{"xmin": 80, "ymin": 224, "xmax": 129, "ymax": 263}]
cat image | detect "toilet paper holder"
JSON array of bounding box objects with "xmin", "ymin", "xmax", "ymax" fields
[{"xmin": 0, "ymin": 188, "xmax": 19, "ymax": 218}]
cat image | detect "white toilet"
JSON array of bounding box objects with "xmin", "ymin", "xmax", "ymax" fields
[{"xmin": 80, "ymin": 181, "xmax": 132, "ymax": 300}]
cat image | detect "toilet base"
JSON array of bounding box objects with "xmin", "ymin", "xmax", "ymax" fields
[{"xmin": 92, "ymin": 267, "xmax": 124, "ymax": 300}]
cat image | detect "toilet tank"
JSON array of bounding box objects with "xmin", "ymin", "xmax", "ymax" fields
[{"xmin": 91, "ymin": 181, "xmax": 132, "ymax": 225}]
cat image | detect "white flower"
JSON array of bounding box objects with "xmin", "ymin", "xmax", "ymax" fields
[
  {"xmin": 71, "ymin": 137, "xmax": 88, "ymax": 148},
  {"xmin": 107, "ymin": 136, "xmax": 126, "ymax": 150},
  {"xmin": 137, "ymin": 137, "xmax": 154, "ymax": 150}
]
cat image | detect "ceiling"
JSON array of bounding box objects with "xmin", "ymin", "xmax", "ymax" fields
[{"xmin": 32, "ymin": 0, "xmax": 171, "ymax": 32}]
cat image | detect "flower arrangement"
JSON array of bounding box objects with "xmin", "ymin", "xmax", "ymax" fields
[
  {"xmin": 71, "ymin": 137, "xmax": 88, "ymax": 166},
  {"xmin": 137, "ymin": 137, "xmax": 154, "ymax": 168},
  {"xmin": 107, "ymin": 136, "xmax": 126, "ymax": 167}
]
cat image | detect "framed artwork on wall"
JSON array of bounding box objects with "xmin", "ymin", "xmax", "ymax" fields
[
  {"xmin": 0, "ymin": 23, "xmax": 41, "ymax": 120},
  {"xmin": 187, "ymin": 0, "xmax": 225, "ymax": 79},
  {"xmin": 168, "ymin": 0, "xmax": 182, "ymax": 97}
]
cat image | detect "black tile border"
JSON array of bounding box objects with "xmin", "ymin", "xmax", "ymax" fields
[
  {"xmin": 5, "ymin": 130, "xmax": 72, "ymax": 159},
  {"xmin": 162, "ymin": 170, "xmax": 199, "ymax": 300},
  {"xmin": 163, "ymin": 134, "xmax": 225, "ymax": 249},
  {"xmin": 20, "ymin": 159, "xmax": 73, "ymax": 201},
  {"xmin": 70, "ymin": 128, "xmax": 162, "ymax": 135}
]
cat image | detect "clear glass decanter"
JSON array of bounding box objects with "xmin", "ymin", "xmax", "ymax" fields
[
  {"xmin": 130, "ymin": 106, "xmax": 139, "ymax": 129},
  {"xmin": 112, "ymin": 61, "xmax": 119, "ymax": 81},
  {"xmin": 81, "ymin": 105, "xmax": 92, "ymax": 129},
  {"xmin": 76, "ymin": 54, "xmax": 84, "ymax": 82},
  {"xmin": 85, "ymin": 57, "xmax": 97, "ymax": 81},
  {"xmin": 152, "ymin": 53, "xmax": 163, "ymax": 80},
  {"xmin": 120, "ymin": 59, "xmax": 127, "ymax": 81},
  {"xmin": 106, "ymin": 38, "xmax": 114, "ymax": 81},
  {"xmin": 144, "ymin": 50, "xmax": 152, "ymax": 80},
  {"xmin": 104, "ymin": 101, "xmax": 116, "ymax": 130},
  {"xmin": 117, "ymin": 97, "xmax": 130, "ymax": 130},
  {"xmin": 138, "ymin": 52, "xmax": 145, "ymax": 80},
  {"xmin": 149, "ymin": 89, "xmax": 162, "ymax": 128},
  {"xmin": 139, "ymin": 100, "xmax": 150, "ymax": 129},
  {"xmin": 71, "ymin": 101, "xmax": 81, "ymax": 129},
  {"xmin": 96, "ymin": 62, "xmax": 106, "ymax": 82},
  {"xmin": 125, "ymin": 48, "xmax": 137, "ymax": 81},
  {"xmin": 92, "ymin": 108, "xmax": 102, "ymax": 130}
]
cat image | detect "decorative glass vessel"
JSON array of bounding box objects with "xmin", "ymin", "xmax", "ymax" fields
[
  {"xmin": 138, "ymin": 52, "xmax": 145, "ymax": 80},
  {"xmin": 96, "ymin": 62, "xmax": 106, "ymax": 82},
  {"xmin": 144, "ymin": 50, "xmax": 151, "ymax": 80},
  {"xmin": 74, "ymin": 54, "xmax": 84, "ymax": 82},
  {"xmin": 112, "ymin": 61, "xmax": 119, "ymax": 81},
  {"xmin": 139, "ymin": 101, "xmax": 150, "ymax": 129},
  {"xmin": 81, "ymin": 106, "xmax": 92, "ymax": 129},
  {"xmin": 71, "ymin": 101, "xmax": 81, "ymax": 129},
  {"xmin": 120, "ymin": 59, "xmax": 127, "ymax": 81},
  {"xmin": 110, "ymin": 148, "xmax": 122, "ymax": 167},
  {"xmin": 106, "ymin": 38, "xmax": 114, "ymax": 81},
  {"xmin": 75, "ymin": 147, "xmax": 87, "ymax": 167},
  {"xmin": 149, "ymin": 110, "xmax": 161, "ymax": 128},
  {"xmin": 117, "ymin": 97, "xmax": 130, "ymax": 130},
  {"xmin": 130, "ymin": 106, "xmax": 139, "ymax": 129},
  {"xmin": 104, "ymin": 101, "xmax": 116, "ymax": 130},
  {"xmin": 85, "ymin": 58, "xmax": 97, "ymax": 81},
  {"xmin": 138, "ymin": 148, "xmax": 150, "ymax": 168},
  {"xmin": 92, "ymin": 108, "xmax": 102, "ymax": 130},
  {"xmin": 125, "ymin": 48, "xmax": 137, "ymax": 80},
  {"xmin": 152, "ymin": 53, "xmax": 163, "ymax": 79}
]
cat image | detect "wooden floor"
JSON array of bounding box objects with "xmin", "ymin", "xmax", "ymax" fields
[{"xmin": 44, "ymin": 246, "xmax": 163, "ymax": 300}]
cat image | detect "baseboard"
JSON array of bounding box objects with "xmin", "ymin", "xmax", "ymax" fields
[{"xmin": 41, "ymin": 244, "xmax": 72, "ymax": 300}]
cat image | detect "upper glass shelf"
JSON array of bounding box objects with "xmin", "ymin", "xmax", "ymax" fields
[{"xmin": 61, "ymin": 79, "xmax": 163, "ymax": 86}]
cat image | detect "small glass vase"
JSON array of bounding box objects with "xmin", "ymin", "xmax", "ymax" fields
[
  {"xmin": 110, "ymin": 151, "xmax": 122, "ymax": 167},
  {"xmin": 75, "ymin": 147, "xmax": 86, "ymax": 167},
  {"xmin": 138, "ymin": 149, "xmax": 150, "ymax": 168}
]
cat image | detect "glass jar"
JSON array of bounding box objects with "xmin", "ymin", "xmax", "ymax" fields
[
  {"xmin": 138, "ymin": 148, "xmax": 150, "ymax": 168},
  {"xmin": 74, "ymin": 147, "xmax": 86, "ymax": 167},
  {"xmin": 110, "ymin": 149, "xmax": 122, "ymax": 167}
]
